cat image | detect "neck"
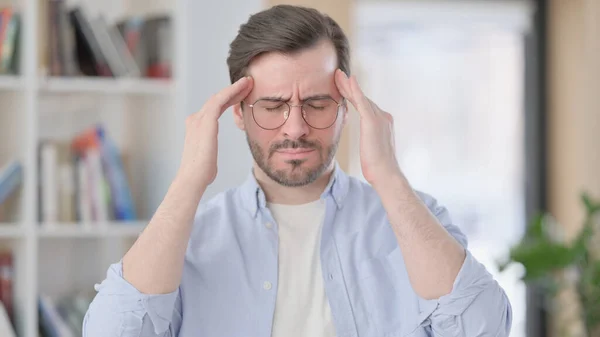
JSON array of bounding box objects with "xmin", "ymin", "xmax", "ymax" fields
[{"xmin": 253, "ymin": 162, "xmax": 335, "ymax": 205}]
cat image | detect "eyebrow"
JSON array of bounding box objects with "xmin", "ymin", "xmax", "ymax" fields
[{"xmin": 257, "ymin": 94, "xmax": 334, "ymax": 102}]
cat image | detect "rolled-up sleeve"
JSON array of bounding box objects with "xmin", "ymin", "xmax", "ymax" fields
[
  {"xmin": 82, "ymin": 261, "xmax": 182, "ymax": 337},
  {"xmin": 415, "ymin": 191, "xmax": 512, "ymax": 336},
  {"xmin": 418, "ymin": 250, "xmax": 512, "ymax": 336}
]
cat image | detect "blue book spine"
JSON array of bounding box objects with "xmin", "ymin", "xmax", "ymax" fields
[
  {"xmin": 0, "ymin": 161, "xmax": 22, "ymax": 206},
  {"xmin": 96, "ymin": 126, "xmax": 137, "ymax": 220}
]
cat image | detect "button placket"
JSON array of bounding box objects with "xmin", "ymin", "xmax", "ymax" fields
[{"xmin": 258, "ymin": 212, "xmax": 278, "ymax": 302}]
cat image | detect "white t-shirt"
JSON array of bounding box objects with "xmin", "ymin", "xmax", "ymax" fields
[{"xmin": 267, "ymin": 198, "xmax": 336, "ymax": 337}]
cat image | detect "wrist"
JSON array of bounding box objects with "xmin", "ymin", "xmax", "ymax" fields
[
  {"xmin": 172, "ymin": 170, "xmax": 209, "ymax": 198},
  {"xmin": 370, "ymin": 167, "xmax": 405, "ymax": 191},
  {"xmin": 372, "ymin": 170, "xmax": 412, "ymax": 201}
]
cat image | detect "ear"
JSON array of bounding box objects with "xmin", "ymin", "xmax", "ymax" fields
[{"xmin": 233, "ymin": 102, "xmax": 246, "ymax": 131}]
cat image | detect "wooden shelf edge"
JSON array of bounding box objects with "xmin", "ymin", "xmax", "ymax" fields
[
  {"xmin": 0, "ymin": 224, "xmax": 26, "ymax": 238},
  {"xmin": 0, "ymin": 75, "xmax": 24, "ymax": 91},
  {"xmin": 37, "ymin": 76, "xmax": 174, "ymax": 95},
  {"xmin": 36, "ymin": 221, "xmax": 147, "ymax": 238}
]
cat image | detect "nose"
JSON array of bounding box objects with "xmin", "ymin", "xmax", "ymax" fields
[{"xmin": 281, "ymin": 104, "xmax": 310, "ymax": 139}]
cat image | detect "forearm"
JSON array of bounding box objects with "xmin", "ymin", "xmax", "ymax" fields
[
  {"xmin": 123, "ymin": 173, "xmax": 206, "ymax": 294},
  {"xmin": 374, "ymin": 173, "xmax": 465, "ymax": 300}
]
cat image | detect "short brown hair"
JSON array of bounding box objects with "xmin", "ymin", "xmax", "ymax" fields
[{"xmin": 226, "ymin": 5, "xmax": 350, "ymax": 84}]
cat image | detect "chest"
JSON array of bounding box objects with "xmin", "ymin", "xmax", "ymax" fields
[{"xmin": 178, "ymin": 205, "xmax": 433, "ymax": 337}]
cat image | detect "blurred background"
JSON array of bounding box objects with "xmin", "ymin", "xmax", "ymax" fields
[{"xmin": 0, "ymin": 0, "xmax": 597, "ymax": 336}]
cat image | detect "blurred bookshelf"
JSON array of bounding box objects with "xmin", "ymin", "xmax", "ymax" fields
[
  {"xmin": 38, "ymin": 76, "xmax": 173, "ymax": 95},
  {"xmin": 0, "ymin": 0, "xmax": 184, "ymax": 335},
  {"xmin": 0, "ymin": 76, "xmax": 23, "ymax": 90},
  {"xmin": 36, "ymin": 221, "xmax": 145, "ymax": 238},
  {"xmin": 0, "ymin": 225, "xmax": 25, "ymax": 239}
]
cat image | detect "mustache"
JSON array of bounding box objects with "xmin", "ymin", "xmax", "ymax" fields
[{"xmin": 269, "ymin": 139, "xmax": 320, "ymax": 155}]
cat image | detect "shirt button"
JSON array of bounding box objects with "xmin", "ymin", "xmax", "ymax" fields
[
  {"xmin": 329, "ymin": 274, "xmax": 334, "ymax": 280},
  {"xmin": 263, "ymin": 281, "xmax": 272, "ymax": 290},
  {"xmin": 265, "ymin": 222, "xmax": 273, "ymax": 229}
]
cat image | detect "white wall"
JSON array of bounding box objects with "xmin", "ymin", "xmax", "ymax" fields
[{"xmin": 183, "ymin": 0, "xmax": 264, "ymax": 201}]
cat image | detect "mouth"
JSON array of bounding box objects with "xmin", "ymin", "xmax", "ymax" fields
[
  {"xmin": 276, "ymin": 148, "xmax": 314, "ymax": 154},
  {"xmin": 275, "ymin": 148, "xmax": 315, "ymax": 160}
]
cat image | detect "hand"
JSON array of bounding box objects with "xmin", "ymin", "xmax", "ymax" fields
[
  {"xmin": 177, "ymin": 76, "xmax": 254, "ymax": 188},
  {"xmin": 334, "ymin": 69, "xmax": 401, "ymax": 188}
]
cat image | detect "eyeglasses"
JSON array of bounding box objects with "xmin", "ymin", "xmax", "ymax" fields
[{"xmin": 247, "ymin": 97, "xmax": 344, "ymax": 130}]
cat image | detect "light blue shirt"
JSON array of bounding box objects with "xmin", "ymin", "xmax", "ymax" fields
[{"xmin": 83, "ymin": 165, "xmax": 512, "ymax": 337}]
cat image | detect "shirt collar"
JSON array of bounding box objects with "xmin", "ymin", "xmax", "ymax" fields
[{"xmin": 239, "ymin": 162, "xmax": 350, "ymax": 218}]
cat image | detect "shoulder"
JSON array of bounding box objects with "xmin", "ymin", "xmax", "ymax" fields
[
  {"xmin": 343, "ymin": 175, "xmax": 438, "ymax": 210},
  {"xmin": 343, "ymin": 175, "xmax": 468, "ymax": 247},
  {"xmin": 344, "ymin": 175, "xmax": 448, "ymax": 213}
]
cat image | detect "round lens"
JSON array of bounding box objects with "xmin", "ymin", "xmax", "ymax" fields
[
  {"xmin": 252, "ymin": 100, "xmax": 289, "ymax": 130},
  {"xmin": 302, "ymin": 98, "xmax": 340, "ymax": 129}
]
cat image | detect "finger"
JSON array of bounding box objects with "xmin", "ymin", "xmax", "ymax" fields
[
  {"xmin": 367, "ymin": 98, "xmax": 387, "ymax": 117},
  {"xmin": 207, "ymin": 76, "xmax": 253, "ymax": 117},
  {"xmin": 334, "ymin": 69, "xmax": 353, "ymax": 103},
  {"xmin": 223, "ymin": 77, "xmax": 253, "ymax": 110},
  {"xmin": 334, "ymin": 69, "xmax": 363, "ymax": 117},
  {"xmin": 349, "ymin": 75, "xmax": 376, "ymax": 116}
]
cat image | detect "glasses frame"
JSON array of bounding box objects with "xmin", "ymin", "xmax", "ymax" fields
[{"xmin": 247, "ymin": 97, "xmax": 345, "ymax": 130}]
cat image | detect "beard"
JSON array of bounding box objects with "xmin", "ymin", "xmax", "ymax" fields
[{"xmin": 247, "ymin": 135, "xmax": 338, "ymax": 187}]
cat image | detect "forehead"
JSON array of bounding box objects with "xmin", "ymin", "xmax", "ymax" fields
[{"xmin": 247, "ymin": 40, "xmax": 338, "ymax": 100}]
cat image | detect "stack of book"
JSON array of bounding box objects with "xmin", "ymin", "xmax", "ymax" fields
[
  {"xmin": 38, "ymin": 125, "xmax": 137, "ymax": 224},
  {"xmin": 0, "ymin": 6, "xmax": 20, "ymax": 75},
  {"xmin": 41, "ymin": 0, "xmax": 172, "ymax": 79}
]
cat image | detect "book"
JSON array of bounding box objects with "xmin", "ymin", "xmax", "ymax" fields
[
  {"xmin": 42, "ymin": 2, "xmax": 171, "ymax": 79},
  {"xmin": 35, "ymin": 123, "xmax": 138, "ymax": 225},
  {"xmin": 72, "ymin": 125, "xmax": 137, "ymax": 221},
  {"xmin": 0, "ymin": 251, "xmax": 12, "ymax": 327},
  {"xmin": 38, "ymin": 124, "xmax": 137, "ymax": 225},
  {"xmin": 0, "ymin": 299, "xmax": 15, "ymax": 337},
  {"xmin": 39, "ymin": 142, "xmax": 59, "ymax": 223},
  {"xmin": 39, "ymin": 294, "xmax": 74, "ymax": 337},
  {"xmin": 38, "ymin": 292, "xmax": 93, "ymax": 337},
  {"xmin": 0, "ymin": 8, "xmax": 20, "ymax": 74},
  {"xmin": 0, "ymin": 160, "xmax": 22, "ymax": 207}
]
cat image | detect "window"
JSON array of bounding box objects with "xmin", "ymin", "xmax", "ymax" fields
[{"xmin": 352, "ymin": 2, "xmax": 534, "ymax": 336}]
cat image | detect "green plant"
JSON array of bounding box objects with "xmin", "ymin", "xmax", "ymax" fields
[{"xmin": 498, "ymin": 193, "xmax": 600, "ymax": 336}]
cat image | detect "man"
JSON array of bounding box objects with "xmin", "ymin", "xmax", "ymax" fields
[{"xmin": 83, "ymin": 5, "xmax": 511, "ymax": 337}]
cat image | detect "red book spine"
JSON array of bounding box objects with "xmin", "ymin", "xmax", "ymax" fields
[{"xmin": 0, "ymin": 252, "xmax": 13, "ymax": 323}]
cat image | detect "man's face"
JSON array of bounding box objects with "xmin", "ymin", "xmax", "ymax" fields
[{"xmin": 234, "ymin": 40, "xmax": 347, "ymax": 187}]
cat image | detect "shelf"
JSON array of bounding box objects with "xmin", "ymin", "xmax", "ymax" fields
[
  {"xmin": 37, "ymin": 221, "xmax": 147, "ymax": 238},
  {"xmin": 0, "ymin": 224, "xmax": 25, "ymax": 238},
  {"xmin": 0, "ymin": 75, "xmax": 24, "ymax": 91},
  {"xmin": 38, "ymin": 77, "xmax": 174, "ymax": 95}
]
